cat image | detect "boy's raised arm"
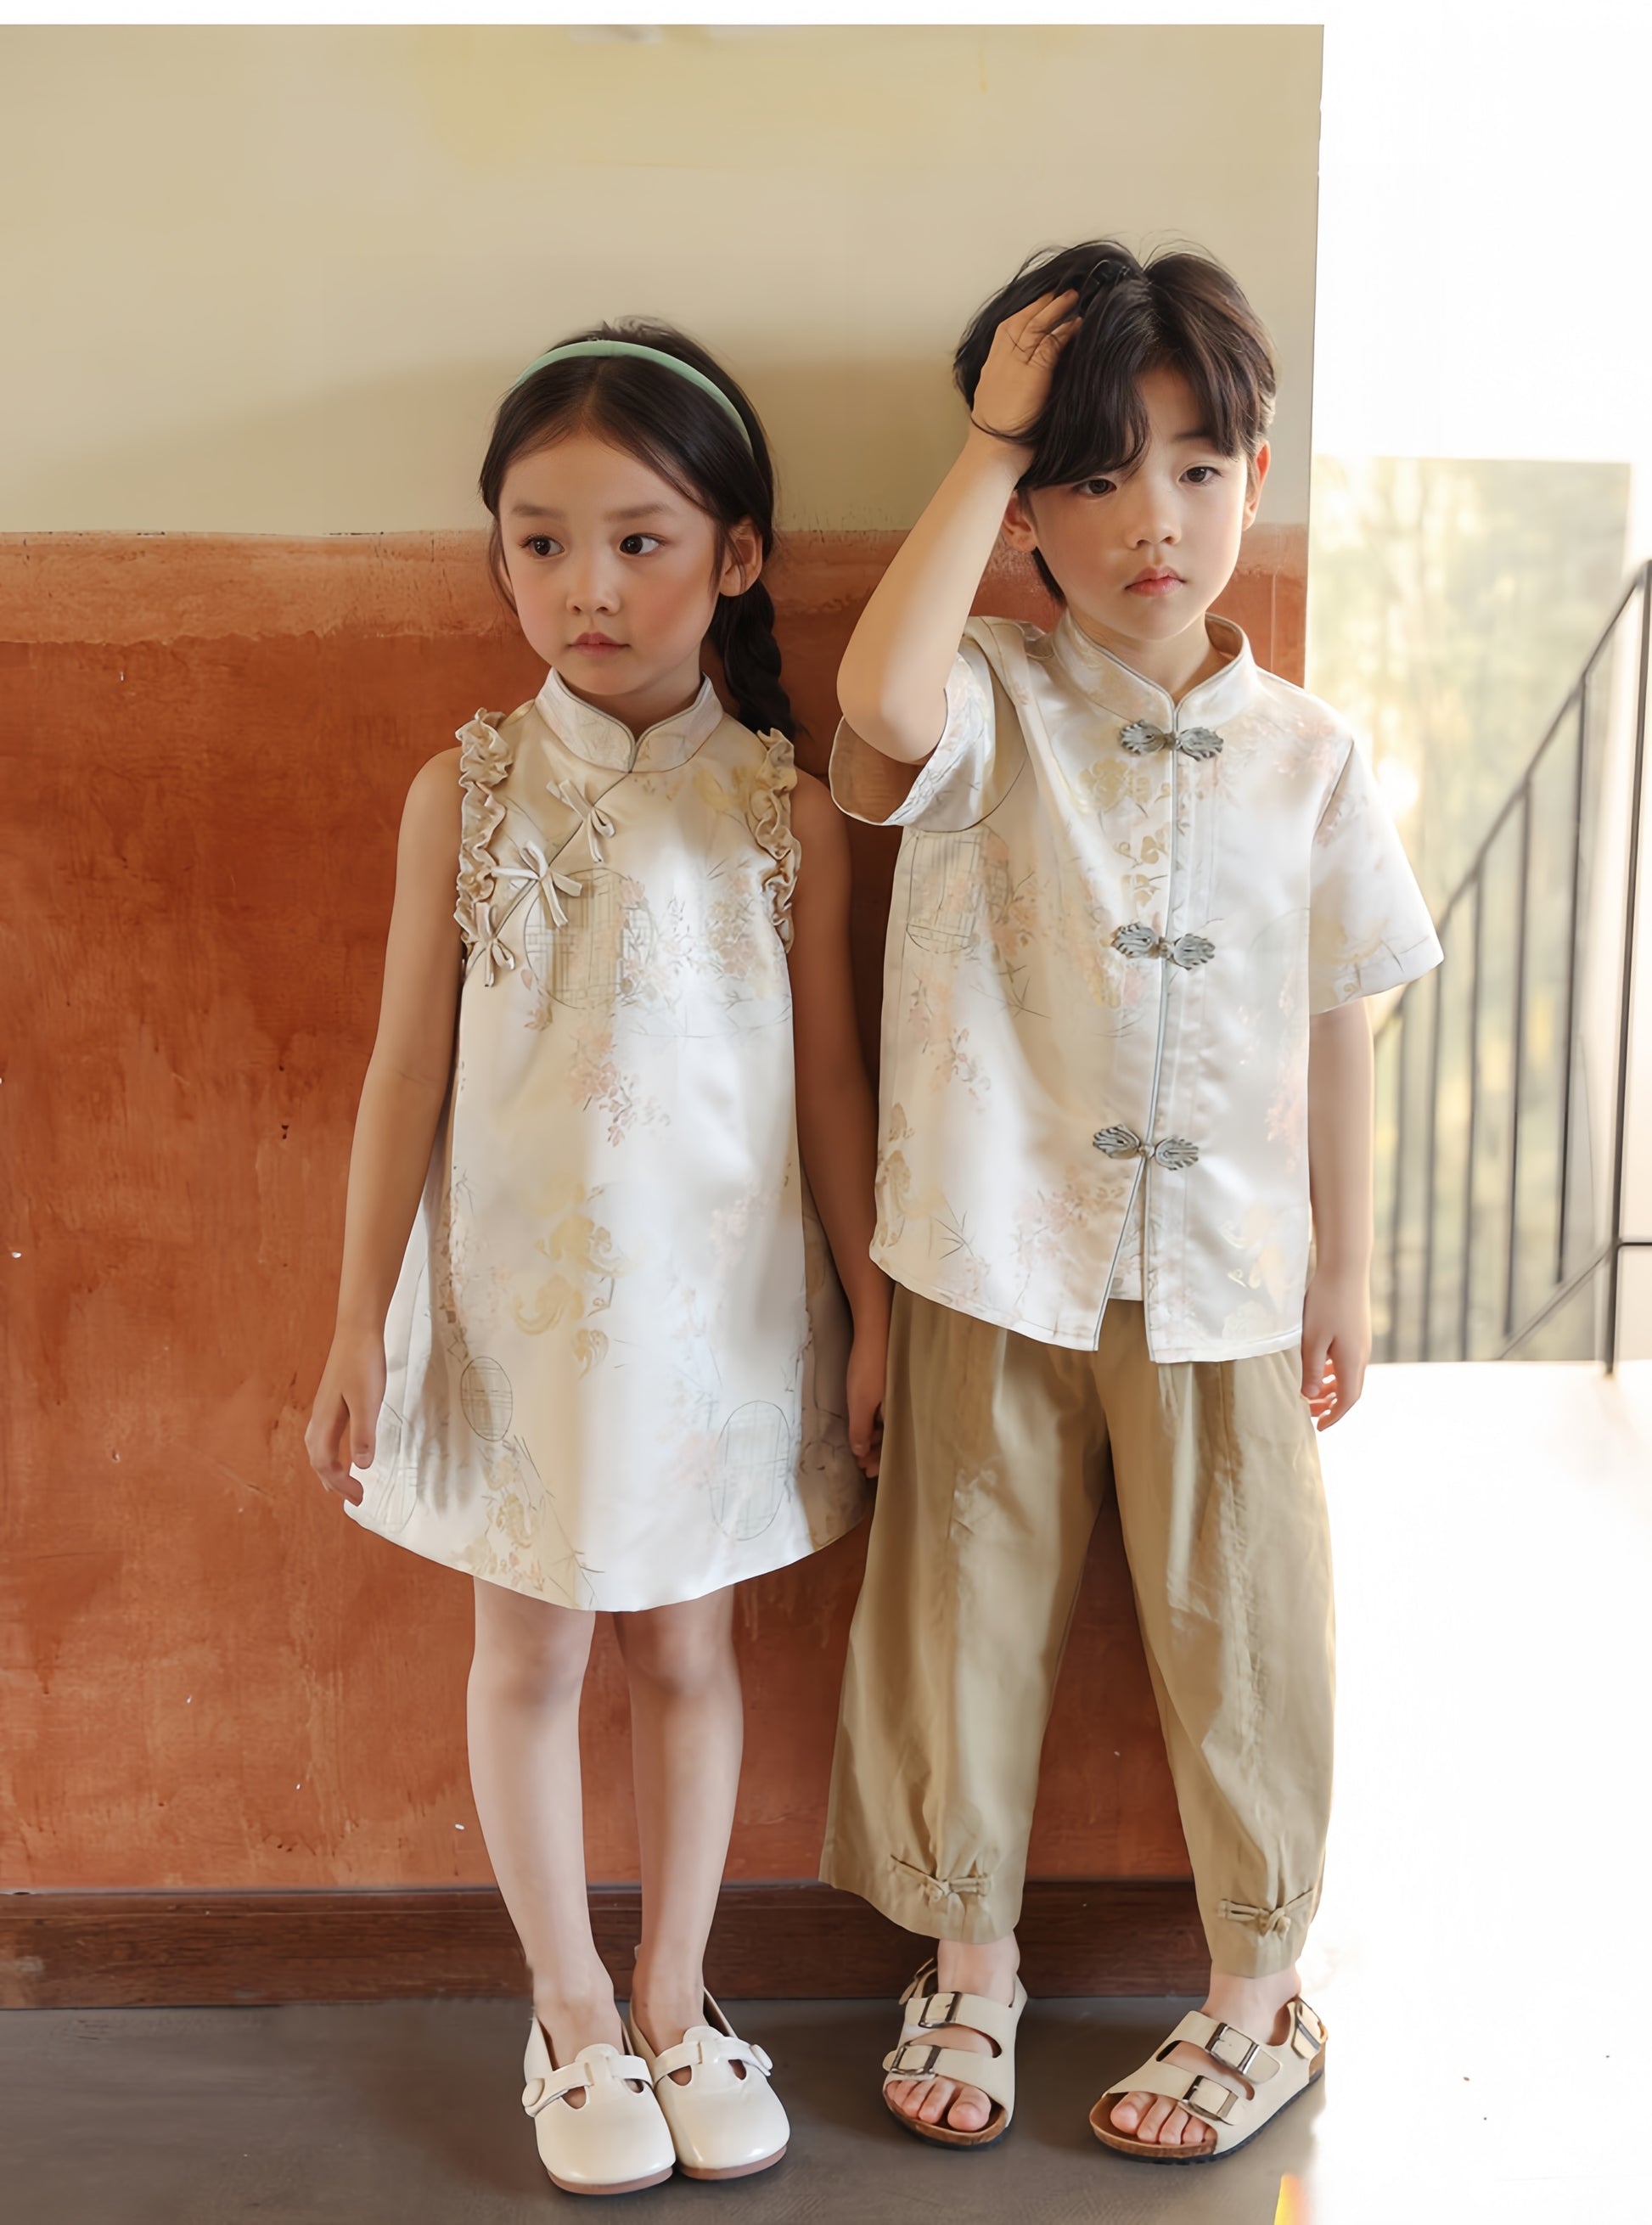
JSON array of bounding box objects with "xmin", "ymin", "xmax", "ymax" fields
[{"xmin": 837, "ymin": 290, "xmax": 1078, "ymax": 766}]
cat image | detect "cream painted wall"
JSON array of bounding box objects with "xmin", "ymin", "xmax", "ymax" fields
[{"xmin": 0, "ymin": 25, "xmax": 1320, "ymax": 534}]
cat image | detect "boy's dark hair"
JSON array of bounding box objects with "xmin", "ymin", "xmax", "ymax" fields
[
  {"xmin": 953, "ymin": 241, "xmax": 1277, "ymax": 602},
  {"xmin": 480, "ymin": 320, "xmax": 795, "ymax": 739}
]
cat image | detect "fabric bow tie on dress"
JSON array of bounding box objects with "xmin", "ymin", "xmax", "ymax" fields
[
  {"xmin": 495, "ymin": 840, "xmax": 584, "ymax": 932},
  {"xmin": 549, "ymin": 779, "xmax": 617, "ymax": 865},
  {"xmin": 471, "ymin": 899, "xmax": 515, "ymax": 989},
  {"xmin": 1119, "ymin": 720, "xmax": 1226, "ymax": 761}
]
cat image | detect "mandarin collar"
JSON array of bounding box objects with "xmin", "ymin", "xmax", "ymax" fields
[
  {"xmin": 1049, "ymin": 610, "xmax": 1257, "ymax": 729},
  {"xmin": 536, "ymin": 666, "xmax": 724, "ymax": 771}
]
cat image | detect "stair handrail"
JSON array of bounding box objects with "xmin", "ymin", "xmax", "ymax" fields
[{"xmin": 1371, "ymin": 559, "xmax": 1650, "ymax": 1368}]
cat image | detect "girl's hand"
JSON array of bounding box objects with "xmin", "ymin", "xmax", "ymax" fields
[
  {"xmin": 969, "ymin": 288, "xmax": 1082, "ymax": 454},
  {"xmin": 304, "ymin": 1329, "xmax": 387, "ymax": 1506},
  {"xmin": 1300, "ymin": 1267, "xmax": 1371, "ymax": 1430},
  {"xmin": 846, "ymin": 1321, "xmax": 887, "ymax": 1480}
]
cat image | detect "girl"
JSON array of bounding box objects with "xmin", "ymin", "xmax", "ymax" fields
[
  {"xmin": 306, "ymin": 322, "xmax": 884, "ymax": 2197},
  {"xmin": 818, "ymin": 246, "xmax": 1440, "ymax": 2162}
]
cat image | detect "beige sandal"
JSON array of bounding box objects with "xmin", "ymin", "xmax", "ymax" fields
[
  {"xmin": 1090, "ymin": 1997, "xmax": 1327, "ymax": 2163},
  {"xmin": 881, "ymin": 1958, "xmax": 1028, "ymax": 2149}
]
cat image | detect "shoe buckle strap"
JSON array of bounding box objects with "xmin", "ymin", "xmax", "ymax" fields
[
  {"xmin": 897, "ymin": 1959, "xmax": 940, "ymax": 2009},
  {"xmin": 654, "ymin": 2032, "xmax": 772, "ymax": 2084},
  {"xmin": 888, "ymin": 2040, "xmax": 945, "ymax": 2078},
  {"xmin": 1202, "ymin": 2020, "xmax": 1265, "ymax": 2078},
  {"xmin": 913, "ymin": 1990, "xmax": 962, "ymax": 2030},
  {"xmin": 1180, "ymin": 2072, "xmax": 1241, "ymax": 2127},
  {"xmin": 1292, "ymin": 2001, "xmax": 1326, "ymax": 2058},
  {"xmin": 521, "ymin": 2063, "xmax": 587, "ymax": 2116}
]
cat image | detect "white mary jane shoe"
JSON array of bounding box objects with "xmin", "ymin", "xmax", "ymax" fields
[
  {"xmin": 520, "ymin": 2019, "xmax": 677, "ymax": 2197},
  {"xmin": 625, "ymin": 1993, "xmax": 789, "ymax": 2182}
]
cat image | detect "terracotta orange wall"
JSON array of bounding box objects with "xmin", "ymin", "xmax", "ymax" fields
[{"xmin": 2, "ymin": 526, "xmax": 1304, "ymax": 1890}]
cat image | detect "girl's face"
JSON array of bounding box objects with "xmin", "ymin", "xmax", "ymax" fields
[
  {"xmin": 1002, "ymin": 365, "xmax": 1268, "ymax": 690},
  {"xmin": 498, "ymin": 433, "xmax": 760, "ymax": 735}
]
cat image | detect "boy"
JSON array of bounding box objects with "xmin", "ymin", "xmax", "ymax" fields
[{"xmin": 819, "ymin": 244, "xmax": 1441, "ymax": 2161}]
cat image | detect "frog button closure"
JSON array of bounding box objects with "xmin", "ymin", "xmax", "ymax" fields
[
  {"xmin": 1092, "ymin": 1125, "xmax": 1200, "ymax": 1170},
  {"xmin": 1118, "ymin": 721, "xmax": 1227, "ymax": 761},
  {"xmin": 1111, "ymin": 924, "xmax": 1217, "ymax": 969}
]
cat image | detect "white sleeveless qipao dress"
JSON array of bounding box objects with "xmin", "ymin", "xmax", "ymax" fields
[{"xmin": 347, "ymin": 671, "xmax": 869, "ymax": 1610}]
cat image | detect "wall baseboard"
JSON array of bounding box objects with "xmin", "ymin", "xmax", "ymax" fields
[{"xmin": 0, "ymin": 1879, "xmax": 1205, "ymax": 2008}]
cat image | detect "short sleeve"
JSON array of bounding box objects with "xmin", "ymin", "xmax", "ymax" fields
[
  {"xmin": 1309, "ymin": 736, "xmax": 1442, "ymax": 1014},
  {"xmin": 829, "ymin": 634, "xmax": 1023, "ymax": 834}
]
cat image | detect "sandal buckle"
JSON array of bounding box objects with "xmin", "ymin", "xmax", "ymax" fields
[
  {"xmin": 1205, "ymin": 2021, "xmax": 1258, "ymax": 2076},
  {"xmin": 1181, "ymin": 2074, "xmax": 1239, "ymax": 2125},
  {"xmin": 919, "ymin": 1991, "xmax": 961, "ymax": 2029},
  {"xmin": 897, "ymin": 2042, "xmax": 943, "ymax": 2077},
  {"xmin": 1292, "ymin": 2001, "xmax": 1325, "ymax": 2055}
]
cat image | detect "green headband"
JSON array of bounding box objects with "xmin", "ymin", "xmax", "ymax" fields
[{"xmin": 510, "ymin": 340, "xmax": 754, "ymax": 452}]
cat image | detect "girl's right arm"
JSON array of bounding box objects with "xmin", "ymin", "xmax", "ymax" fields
[
  {"xmin": 836, "ymin": 289, "xmax": 1078, "ymax": 765},
  {"xmin": 304, "ymin": 750, "xmax": 465, "ymax": 1504}
]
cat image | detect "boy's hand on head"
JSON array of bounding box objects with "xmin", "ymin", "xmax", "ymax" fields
[
  {"xmin": 1300, "ymin": 1267, "xmax": 1372, "ymax": 1430},
  {"xmin": 970, "ymin": 289, "xmax": 1080, "ymax": 455}
]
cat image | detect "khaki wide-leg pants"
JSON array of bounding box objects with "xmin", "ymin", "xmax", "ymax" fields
[{"xmin": 820, "ymin": 1289, "xmax": 1335, "ymax": 1977}]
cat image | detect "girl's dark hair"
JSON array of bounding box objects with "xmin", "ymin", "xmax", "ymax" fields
[
  {"xmin": 953, "ymin": 241, "xmax": 1277, "ymax": 602},
  {"xmin": 480, "ymin": 320, "xmax": 795, "ymax": 739}
]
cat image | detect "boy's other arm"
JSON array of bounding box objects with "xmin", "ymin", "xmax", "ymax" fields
[
  {"xmin": 1301, "ymin": 999, "xmax": 1375, "ymax": 1428},
  {"xmin": 837, "ymin": 290, "xmax": 1077, "ymax": 765}
]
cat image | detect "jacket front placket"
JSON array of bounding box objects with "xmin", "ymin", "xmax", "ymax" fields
[{"xmin": 1086, "ymin": 679, "xmax": 1229, "ymax": 1350}]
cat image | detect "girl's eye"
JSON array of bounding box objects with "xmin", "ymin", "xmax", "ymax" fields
[
  {"xmin": 1075, "ymin": 477, "xmax": 1116, "ymax": 497},
  {"xmin": 1184, "ymin": 465, "xmax": 1221, "ymax": 485},
  {"xmin": 619, "ymin": 533, "xmax": 662, "ymax": 556},
  {"xmin": 524, "ymin": 536, "xmax": 559, "ymax": 558}
]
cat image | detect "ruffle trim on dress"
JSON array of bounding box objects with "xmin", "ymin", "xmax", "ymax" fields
[
  {"xmin": 453, "ymin": 710, "xmax": 516, "ymax": 960},
  {"xmin": 750, "ymin": 732, "xmax": 801, "ymax": 952}
]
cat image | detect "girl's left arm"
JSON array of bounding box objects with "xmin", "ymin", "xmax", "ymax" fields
[
  {"xmin": 786, "ymin": 771, "xmax": 890, "ymax": 1476},
  {"xmin": 1302, "ymin": 999, "xmax": 1375, "ymax": 1428}
]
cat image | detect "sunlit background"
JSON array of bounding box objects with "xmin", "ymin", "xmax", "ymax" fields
[{"xmin": 1304, "ymin": 0, "xmax": 1648, "ymax": 896}]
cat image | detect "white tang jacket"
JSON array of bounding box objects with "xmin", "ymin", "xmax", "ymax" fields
[{"xmin": 831, "ymin": 614, "xmax": 1442, "ymax": 1363}]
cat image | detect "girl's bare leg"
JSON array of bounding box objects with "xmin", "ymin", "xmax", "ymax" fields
[
  {"xmin": 614, "ymin": 1587, "xmax": 745, "ymax": 2058},
  {"xmin": 467, "ymin": 1577, "xmax": 623, "ymax": 2077}
]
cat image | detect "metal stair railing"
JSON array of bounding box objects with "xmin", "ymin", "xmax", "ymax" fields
[{"xmin": 1371, "ymin": 560, "xmax": 1651, "ymax": 1368}]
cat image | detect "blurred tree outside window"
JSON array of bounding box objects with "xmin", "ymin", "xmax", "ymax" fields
[{"xmin": 1307, "ymin": 458, "xmax": 1630, "ymax": 912}]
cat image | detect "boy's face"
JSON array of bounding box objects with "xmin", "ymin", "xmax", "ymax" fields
[{"xmin": 1001, "ymin": 365, "xmax": 1268, "ymax": 685}]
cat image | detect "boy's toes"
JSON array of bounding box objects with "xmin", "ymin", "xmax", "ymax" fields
[
  {"xmin": 945, "ymin": 2084, "xmax": 992, "ymax": 2132},
  {"xmin": 915, "ymin": 2076, "xmax": 958, "ymax": 2126},
  {"xmin": 886, "ymin": 2076, "xmax": 924, "ymax": 2121},
  {"xmin": 1137, "ymin": 2094, "xmax": 1176, "ymax": 2144},
  {"xmin": 886, "ymin": 2070, "xmax": 994, "ymax": 2135},
  {"xmin": 1109, "ymin": 2091, "xmax": 1144, "ymax": 2133}
]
